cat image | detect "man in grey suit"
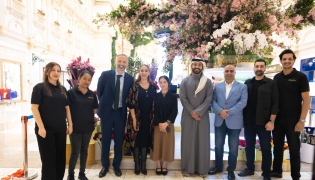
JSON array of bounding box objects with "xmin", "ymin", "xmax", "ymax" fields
[{"xmin": 209, "ymin": 64, "xmax": 248, "ymax": 180}]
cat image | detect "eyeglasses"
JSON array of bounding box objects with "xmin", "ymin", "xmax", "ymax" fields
[{"xmin": 224, "ymin": 70, "xmax": 234, "ymax": 73}]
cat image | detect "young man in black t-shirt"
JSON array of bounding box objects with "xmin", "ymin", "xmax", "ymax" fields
[
  {"xmin": 271, "ymin": 49, "xmax": 310, "ymax": 180},
  {"xmin": 240, "ymin": 59, "xmax": 279, "ymax": 180}
]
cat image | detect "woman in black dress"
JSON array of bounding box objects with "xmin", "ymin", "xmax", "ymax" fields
[
  {"xmin": 125, "ymin": 64, "xmax": 156, "ymax": 175},
  {"xmin": 67, "ymin": 71, "xmax": 98, "ymax": 180},
  {"xmin": 150, "ymin": 76, "xmax": 178, "ymax": 175},
  {"xmin": 31, "ymin": 62, "xmax": 73, "ymax": 180}
]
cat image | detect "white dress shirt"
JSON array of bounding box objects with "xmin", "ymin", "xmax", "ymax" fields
[{"xmin": 225, "ymin": 80, "xmax": 234, "ymax": 99}]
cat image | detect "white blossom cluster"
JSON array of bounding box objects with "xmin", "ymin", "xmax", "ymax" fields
[{"xmin": 206, "ymin": 20, "xmax": 270, "ymax": 56}]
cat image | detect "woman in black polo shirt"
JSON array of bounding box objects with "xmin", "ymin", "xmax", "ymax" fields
[
  {"xmin": 31, "ymin": 62, "xmax": 73, "ymax": 180},
  {"xmin": 67, "ymin": 71, "xmax": 98, "ymax": 180}
]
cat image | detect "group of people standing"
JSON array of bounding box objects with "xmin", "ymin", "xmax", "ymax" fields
[
  {"xmin": 31, "ymin": 54, "xmax": 178, "ymax": 180},
  {"xmin": 97, "ymin": 55, "xmax": 178, "ymax": 178},
  {"xmin": 31, "ymin": 49, "xmax": 309, "ymax": 180},
  {"xmin": 31, "ymin": 63, "xmax": 98, "ymax": 180},
  {"xmin": 183, "ymin": 49, "xmax": 309, "ymax": 180},
  {"xmin": 208, "ymin": 49, "xmax": 310, "ymax": 180}
]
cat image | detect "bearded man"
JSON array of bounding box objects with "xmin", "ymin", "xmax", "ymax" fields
[{"xmin": 180, "ymin": 58, "xmax": 213, "ymax": 177}]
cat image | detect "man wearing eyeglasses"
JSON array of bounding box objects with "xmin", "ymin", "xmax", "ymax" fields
[
  {"xmin": 238, "ymin": 59, "xmax": 279, "ymax": 180},
  {"xmin": 209, "ymin": 64, "xmax": 248, "ymax": 180}
]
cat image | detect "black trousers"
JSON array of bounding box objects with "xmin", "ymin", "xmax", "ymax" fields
[
  {"xmin": 272, "ymin": 119, "xmax": 301, "ymax": 179},
  {"xmin": 35, "ymin": 128, "xmax": 66, "ymax": 180},
  {"xmin": 68, "ymin": 132, "xmax": 92, "ymax": 175},
  {"xmin": 244, "ymin": 123, "xmax": 272, "ymax": 176}
]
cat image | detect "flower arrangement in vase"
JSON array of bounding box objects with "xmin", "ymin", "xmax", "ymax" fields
[
  {"xmin": 66, "ymin": 56, "xmax": 95, "ymax": 88},
  {"xmin": 206, "ymin": 20, "xmax": 273, "ymax": 67}
]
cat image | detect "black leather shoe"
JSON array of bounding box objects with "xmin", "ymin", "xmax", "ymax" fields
[
  {"xmin": 67, "ymin": 175, "xmax": 75, "ymax": 180},
  {"xmin": 78, "ymin": 173, "xmax": 88, "ymax": 180},
  {"xmin": 238, "ymin": 168, "xmax": 254, "ymax": 176},
  {"xmin": 99, "ymin": 167, "xmax": 109, "ymax": 178},
  {"xmin": 227, "ymin": 171, "xmax": 235, "ymax": 180},
  {"xmin": 270, "ymin": 171, "xmax": 282, "ymax": 178},
  {"xmin": 208, "ymin": 167, "xmax": 223, "ymax": 175},
  {"xmin": 263, "ymin": 176, "xmax": 271, "ymax": 180},
  {"xmin": 114, "ymin": 167, "xmax": 122, "ymax": 177}
]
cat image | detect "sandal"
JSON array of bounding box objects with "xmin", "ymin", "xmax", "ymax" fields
[
  {"xmin": 162, "ymin": 168, "xmax": 168, "ymax": 175},
  {"xmin": 156, "ymin": 168, "xmax": 162, "ymax": 175}
]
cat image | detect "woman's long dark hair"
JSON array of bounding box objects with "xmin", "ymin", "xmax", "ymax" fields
[
  {"xmin": 42, "ymin": 62, "xmax": 67, "ymax": 98},
  {"xmin": 135, "ymin": 64, "xmax": 151, "ymax": 83}
]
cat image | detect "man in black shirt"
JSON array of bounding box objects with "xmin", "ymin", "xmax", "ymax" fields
[
  {"xmin": 271, "ymin": 49, "xmax": 310, "ymax": 180},
  {"xmin": 239, "ymin": 59, "xmax": 279, "ymax": 180}
]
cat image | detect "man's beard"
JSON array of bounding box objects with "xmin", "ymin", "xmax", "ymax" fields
[
  {"xmin": 192, "ymin": 68, "xmax": 202, "ymax": 74},
  {"xmin": 255, "ymin": 70, "xmax": 264, "ymax": 76}
]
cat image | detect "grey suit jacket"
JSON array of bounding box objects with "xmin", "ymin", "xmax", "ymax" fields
[{"xmin": 211, "ymin": 81, "xmax": 248, "ymax": 129}]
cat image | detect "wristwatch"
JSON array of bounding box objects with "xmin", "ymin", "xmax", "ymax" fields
[
  {"xmin": 300, "ymin": 119, "xmax": 306, "ymax": 123},
  {"xmin": 166, "ymin": 120, "xmax": 171, "ymax": 124},
  {"xmin": 269, "ymin": 120, "xmax": 275, "ymax": 123}
]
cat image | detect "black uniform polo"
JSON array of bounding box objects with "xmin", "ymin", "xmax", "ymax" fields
[
  {"xmin": 274, "ymin": 68, "xmax": 309, "ymax": 122},
  {"xmin": 31, "ymin": 83, "xmax": 68, "ymax": 132},
  {"xmin": 67, "ymin": 87, "xmax": 98, "ymax": 133}
]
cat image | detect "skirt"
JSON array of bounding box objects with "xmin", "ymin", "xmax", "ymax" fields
[{"xmin": 150, "ymin": 123, "xmax": 175, "ymax": 162}]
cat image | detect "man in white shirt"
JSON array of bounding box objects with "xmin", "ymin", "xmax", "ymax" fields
[{"xmin": 209, "ymin": 64, "xmax": 248, "ymax": 180}]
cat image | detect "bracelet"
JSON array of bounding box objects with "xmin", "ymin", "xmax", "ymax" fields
[
  {"xmin": 269, "ymin": 120, "xmax": 275, "ymax": 123},
  {"xmin": 132, "ymin": 115, "xmax": 136, "ymax": 118}
]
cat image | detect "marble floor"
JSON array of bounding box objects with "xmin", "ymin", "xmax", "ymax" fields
[{"xmin": 0, "ymin": 102, "xmax": 314, "ymax": 180}]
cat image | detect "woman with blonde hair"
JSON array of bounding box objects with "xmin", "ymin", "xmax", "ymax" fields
[
  {"xmin": 124, "ymin": 64, "xmax": 156, "ymax": 175},
  {"xmin": 31, "ymin": 62, "xmax": 73, "ymax": 180}
]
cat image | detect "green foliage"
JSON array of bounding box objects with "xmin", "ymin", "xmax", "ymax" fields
[
  {"xmin": 129, "ymin": 32, "xmax": 154, "ymax": 59},
  {"xmin": 129, "ymin": 32, "xmax": 154, "ymax": 48},
  {"xmin": 126, "ymin": 56, "xmax": 143, "ymax": 78},
  {"xmin": 111, "ymin": 31, "xmax": 118, "ymax": 70}
]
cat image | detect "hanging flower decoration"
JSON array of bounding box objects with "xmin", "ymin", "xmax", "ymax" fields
[
  {"xmin": 66, "ymin": 56, "xmax": 95, "ymax": 88},
  {"xmin": 93, "ymin": 0, "xmax": 315, "ymax": 72}
]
